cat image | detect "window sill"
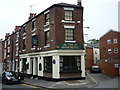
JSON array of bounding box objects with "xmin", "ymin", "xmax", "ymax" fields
[
  {"xmin": 31, "ymin": 48, "xmax": 35, "ymax": 50},
  {"xmin": 44, "ymin": 23, "xmax": 50, "ymax": 27},
  {"xmin": 31, "ymin": 28, "xmax": 36, "ymax": 32},
  {"xmin": 44, "ymin": 45, "xmax": 50, "ymax": 48},
  {"xmin": 22, "ymin": 49, "xmax": 26, "ymax": 52},
  {"xmin": 61, "ymin": 20, "xmax": 75, "ymax": 23},
  {"xmin": 65, "ymin": 41, "xmax": 76, "ymax": 43}
]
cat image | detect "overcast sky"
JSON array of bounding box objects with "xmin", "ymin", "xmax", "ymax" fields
[{"xmin": 0, "ymin": 0, "xmax": 119, "ymax": 41}]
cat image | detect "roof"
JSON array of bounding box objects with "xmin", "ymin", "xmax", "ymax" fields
[
  {"xmin": 55, "ymin": 3, "xmax": 82, "ymax": 8},
  {"xmin": 21, "ymin": 3, "xmax": 83, "ymax": 26},
  {"xmin": 100, "ymin": 29, "xmax": 120, "ymax": 39},
  {"xmin": 85, "ymin": 43, "xmax": 99, "ymax": 48}
]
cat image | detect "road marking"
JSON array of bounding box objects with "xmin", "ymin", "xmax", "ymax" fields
[{"xmin": 21, "ymin": 84, "xmax": 39, "ymax": 88}]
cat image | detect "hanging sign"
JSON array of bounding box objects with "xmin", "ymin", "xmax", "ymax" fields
[{"xmin": 32, "ymin": 36, "xmax": 38, "ymax": 46}]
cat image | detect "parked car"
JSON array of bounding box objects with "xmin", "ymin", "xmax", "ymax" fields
[
  {"xmin": 90, "ymin": 65, "xmax": 101, "ymax": 73},
  {"xmin": 2, "ymin": 71, "xmax": 21, "ymax": 84}
]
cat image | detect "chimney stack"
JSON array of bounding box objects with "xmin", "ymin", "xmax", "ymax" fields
[
  {"xmin": 15, "ymin": 26, "xmax": 21, "ymax": 32},
  {"xmin": 29, "ymin": 13, "xmax": 36, "ymax": 20},
  {"xmin": 5, "ymin": 33, "xmax": 10, "ymax": 39},
  {"xmin": 77, "ymin": 0, "xmax": 81, "ymax": 6}
]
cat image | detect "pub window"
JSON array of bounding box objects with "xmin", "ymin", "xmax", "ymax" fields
[
  {"xmin": 45, "ymin": 31, "xmax": 50, "ymax": 46},
  {"xmin": 45, "ymin": 13, "xmax": 50, "ymax": 25},
  {"xmin": 60, "ymin": 56, "xmax": 81, "ymax": 73},
  {"xmin": 65, "ymin": 29, "xmax": 74, "ymax": 41},
  {"xmin": 65, "ymin": 10, "xmax": 73, "ymax": 21},
  {"xmin": 32, "ymin": 20, "xmax": 36, "ymax": 31},
  {"xmin": 44, "ymin": 57, "xmax": 52, "ymax": 72},
  {"xmin": 23, "ymin": 39, "xmax": 26, "ymax": 50},
  {"xmin": 39, "ymin": 63, "xmax": 42, "ymax": 71}
]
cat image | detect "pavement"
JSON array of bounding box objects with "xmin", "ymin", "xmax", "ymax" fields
[
  {"xmin": 21, "ymin": 73, "xmax": 97, "ymax": 89},
  {"xmin": 21, "ymin": 72, "xmax": 120, "ymax": 89},
  {"xmin": 22, "ymin": 75, "xmax": 96, "ymax": 90}
]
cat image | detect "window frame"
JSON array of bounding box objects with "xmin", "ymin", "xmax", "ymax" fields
[
  {"xmin": 65, "ymin": 10, "xmax": 73, "ymax": 21},
  {"xmin": 45, "ymin": 30, "xmax": 50, "ymax": 46},
  {"xmin": 65, "ymin": 28, "xmax": 74, "ymax": 41}
]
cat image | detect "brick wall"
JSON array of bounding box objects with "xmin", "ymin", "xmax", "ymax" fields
[{"xmin": 85, "ymin": 47, "xmax": 93, "ymax": 69}]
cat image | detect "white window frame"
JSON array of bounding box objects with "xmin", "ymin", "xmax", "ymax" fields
[
  {"xmin": 108, "ymin": 49, "xmax": 112, "ymax": 54},
  {"xmin": 113, "ymin": 38, "xmax": 117, "ymax": 44},
  {"xmin": 107, "ymin": 39, "xmax": 111, "ymax": 44},
  {"xmin": 114, "ymin": 48, "xmax": 118, "ymax": 53}
]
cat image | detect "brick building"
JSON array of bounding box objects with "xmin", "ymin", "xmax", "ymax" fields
[
  {"xmin": 2, "ymin": 0, "xmax": 86, "ymax": 80},
  {"xmin": 98, "ymin": 30, "xmax": 120, "ymax": 77},
  {"xmin": 85, "ymin": 43, "xmax": 100, "ymax": 69},
  {"xmin": 0, "ymin": 39, "xmax": 2, "ymax": 63}
]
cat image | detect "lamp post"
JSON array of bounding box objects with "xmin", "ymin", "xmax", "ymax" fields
[{"xmin": 83, "ymin": 27, "xmax": 90, "ymax": 43}]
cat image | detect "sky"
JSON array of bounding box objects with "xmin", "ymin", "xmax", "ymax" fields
[{"xmin": 0, "ymin": 0, "xmax": 119, "ymax": 41}]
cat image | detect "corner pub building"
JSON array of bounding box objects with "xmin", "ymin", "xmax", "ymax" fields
[{"xmin": 3, "ymin": 0, "xmax": 86, "ymax": 80}]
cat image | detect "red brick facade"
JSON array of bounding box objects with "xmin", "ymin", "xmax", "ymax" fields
[
  {"xmin": 0, "ymin": 39, "xmax": 2, "ymax": 63},
  {"xmin": 2, "ymin": 2, "xmax": 86, "ymax": 79},
  {"xmin": 98, "ymin": 30, "xmax": 120, "ymax": 77}
]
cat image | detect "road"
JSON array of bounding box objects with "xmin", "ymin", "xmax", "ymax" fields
[
  {"xmin": 87, "ymin": 71, "xmax": 119, "ymax": 88},
  {"xmin": 0, "ymin": 75, "xmax": 48, "ymax": 90}
]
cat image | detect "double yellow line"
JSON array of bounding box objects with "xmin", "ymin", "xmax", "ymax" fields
[{"xmin": 21, "ymin": 84, "xmax": 39, "ymax": 88}]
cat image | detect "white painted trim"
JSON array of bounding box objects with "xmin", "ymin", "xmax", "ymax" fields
[
  {"xmin": 31, "ymin": 48, "xmax": 35, "ymax": 50},
  {"xmin": 64, "ymin": 7, "xmax": 74, "ymax": 11},
  {"xmin": 31, "ymin": 28, "xmax": 36, "ymax": 32},
  {"xmin": 44, "ymin": 10, "xmax": 50, "ymax": 14},
  {"xmin": 64, "ymin": 25, "xmax": 75, "ymax": 29},
  {"xmin": 32, "ymin": 33, "xmax": 36, "ymax": 36},
  {"xmin": 61, "ymin": 20, "xmax": 75, "ymax": 23},
  {"xmin": 44, "ymin": 45, "xmax": 50, "ymax": 48},
  {"xmin": 23, "ymin": 36, "xmax": 26, "ymax": 39},
  {"xmin": 44, "ymin": 27, "xmax": 50, "ymax": 32},
  {"xmin": 65, "ymin": 41, "xmax": 76, "ymax": 43}
]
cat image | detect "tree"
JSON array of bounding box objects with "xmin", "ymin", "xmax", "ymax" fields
[{"xmin": 87, "ymin": 39, "xmax": 99, "ymax": 44}]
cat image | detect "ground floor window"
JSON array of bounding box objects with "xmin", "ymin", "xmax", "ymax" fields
[
  {"xmin": 60, "ymin": 56, "xmax": 81, "ymax": 73},
  {"xmin": 44, "ymin": 56, "xmax": 52, "ymax": 72}
]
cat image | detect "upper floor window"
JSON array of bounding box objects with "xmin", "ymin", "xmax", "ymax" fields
[
  {"xmin": 113, "ymin": 38, "xmax": 117, "ymax": 43},
  {"xmin": 45, "ymin": 13, "xmax": 50, "ymax": 25},
  {"xmin": 16, "ymin": 45, "xmax": 19, "ymax": 56},
  {"xmin": 23, "ymin": 39, "xmax": 26, "ymax": 50},
  {"xmin": 107, "ymin": 39, "xmax": 111, "ymax": 44},
  {"xmin": 16, "ymin": 32, "xmax": 19, "ymax": 42},
  {"xmin": 7, "ymin": 37, "xmax": 10, "ymax": 45},
  {"xmin": 22, "ymin": 25, "xmax": 26, "ymax": 34},
  {"xmin": 65, "ymin": 28, "xmax": 74, "ymax": 41},
  {"xmin": 8, "ymin": 46, "xmax": 10, "ymax": 53},
  {"xmin": 114, "ymin": 48, "xmax": 118, "ymax": 53},
  {"xmin": 45, "ymin": 31, "xmax": 50, "ymax": 46},
  {"xmin": 32, "ymin": 20, "xmax": 36, "ymax": 31},
  {"xmin": 108, "ymin": 49, "xmax": 112, "ymax": 54},
  {"xmin": 65, "ymin": 10, "xmax": 73, "ymax": 21},
  {"xmin": 4, "ymin": 41, "xmax": 6, "ymax": 48},
  {"xmin": 4, "ymin": 49, "xmax": 6, "ymax": 59}
]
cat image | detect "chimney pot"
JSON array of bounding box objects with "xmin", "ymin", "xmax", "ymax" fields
[
  {"xmin": 15, "ymin": 26, "xmax": 21, "ymax": 32},
  {"xmin": 29, "ymin": 13, "xmax": 36, "ymax": 20},
  {"xmin": 77, "ymin": 0, "xmax": 81, "ymax": 6}
]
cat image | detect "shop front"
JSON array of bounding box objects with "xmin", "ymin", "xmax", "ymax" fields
[{"xmin": 19, "ymin": 49, "xmax": 85, "ymax": 80}]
